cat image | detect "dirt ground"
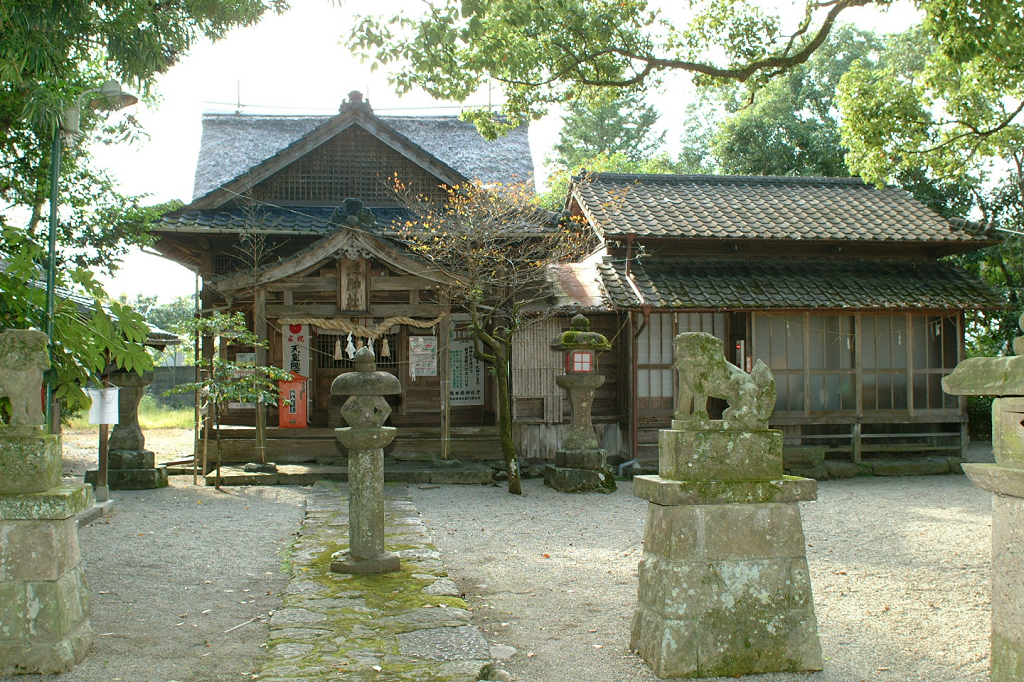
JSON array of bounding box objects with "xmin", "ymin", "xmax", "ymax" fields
[{"xmin": 59, "ymin": 427, "xmax": 197, "ymax": 479}]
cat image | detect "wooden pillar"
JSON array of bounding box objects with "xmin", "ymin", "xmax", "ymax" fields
[{"xmin": 439, "ymin": 302, "xmax": 451, "ymax": 460}]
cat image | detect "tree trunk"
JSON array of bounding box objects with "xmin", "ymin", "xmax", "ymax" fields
[{"xmin": 494, "ymin": 349, "xmax": 521, "ymax": 494}]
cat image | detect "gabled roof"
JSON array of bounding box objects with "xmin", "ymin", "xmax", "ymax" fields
[
  {"xmin": 190, "ymin": 92, "xmax": 534, "ymax": 206},
  {"xmin": 570, "ymin": 173, "xmax": 998, "ymax": 246},
  {"xmin": 599, "ymin": 257, "xmax": 1005, "ymax": 310}
]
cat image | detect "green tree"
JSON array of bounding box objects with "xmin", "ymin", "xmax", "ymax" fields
[
  {"xmin": 168, "ymin": 313, "xmax": 293, "ymax": 485},
  {"xmin": 552, "ymin": 89, "xmax": 663, "ymax": 170},
  {"xmin": 837, "ymin": 24, "xmax": 1023, "ymax": 356},
  {"xmin": 675, "ymin": 25, "xmax": 878, "ymax": 177},
  {"xmin": 393, "ymin": 178, "xmax": 591, "ymax": 494},
  {"xmin": 0, "ymin": 0, "xmax": 283, "ymax": 417},
  {"xmin": 348, "ymin": 0, "xmax": 1024, "ymax": 137}
]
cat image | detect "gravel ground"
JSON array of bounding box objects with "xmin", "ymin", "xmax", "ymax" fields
[
  {"xmin": 1, "ymin": 429, "xmax": 308, "ymax": 682},
  {"xmin": 412, "ymin": 458, "xmax": 995, "ymax": 682},
  {"xmin": 3, "ymin": 429, "xmax": 997, "ymax": 682}
]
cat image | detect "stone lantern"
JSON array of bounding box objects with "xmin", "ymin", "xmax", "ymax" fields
[
  {"xmin": 329, "ymin": 346, "xmax": 402, "ymax": 575},
  {"xmin": 943, "ymin": 314, "xmax": 1024, "ymax": 682},
  {"xmin": 544, "ymin": 313, "xmax": 616, "ymax": 493},
  {"xmin": 0, "ymin": 329, "xmax": 93, "ymax": 674}
]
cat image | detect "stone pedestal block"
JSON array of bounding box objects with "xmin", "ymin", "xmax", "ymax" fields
[
  {"xmin": 0, "ymin": 465, "xmax": 93, "ymax": 675},
  {"xmin": 544, "ymin": 462, "xmax": 616, "ymax": 493},
  {"xmin": 660, "ymin": 428, "xmax": 783, "ymax": 481},
  {"xmin": 632, "ymin": 447, "xmax": 820, "ymax": 678},
  {"xmin": 86, "ymin": 465, "xmax": 168, "ymax": 490},
  {"xmin": 0, "ymin": 430, "xmax": 60, "ymax": 494},
  {"xmin": 964, "ymin": 463, "xmax": 1024, "ymax": 682}
]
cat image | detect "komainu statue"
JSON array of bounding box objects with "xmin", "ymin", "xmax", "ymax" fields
[
  {"xmin": 674, "ymin": 332, "xmax": 775, "ymax": 429},
  {"xmin": 0, "ymin": 328, "xmax": 50, "ymax": 426}
]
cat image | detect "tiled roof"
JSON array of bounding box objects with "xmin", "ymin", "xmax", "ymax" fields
[
  {"xmin": 192, "ymin": 110, "xmax": 534, "ymax": 201},
  {"xmin": 599, "ymin": 257, "xmax": 1005, "ymax": 310},
  {"xmin": 572, "ymin": 173, "xmax": 996, "ymax": 244},
  {"xmin": 159, "ymin": 206, "xmax": 411, "ymax": 234}
]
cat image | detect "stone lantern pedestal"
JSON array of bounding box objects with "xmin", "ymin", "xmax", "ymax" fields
[
  {"xmin": 330, "ymin": 347, "xmax": 402, "ymax": 575},
  {"xmin": 86, "ymin": 371, "xmax": 167, "ymax": 490},
  {"xmin": 943, "ymin": 333, "xmax": 1024, "ymax": 682},
  {"xmin": 545, "ymin": 314, "xmax": 616, "ymax": 493},
  {"xmin": 0, "ymin": 330, "xmax": 93, "ymax": 674},
  {"xmin": 631, "ymin": 332, "xmax": 821, "ymax": 678}
]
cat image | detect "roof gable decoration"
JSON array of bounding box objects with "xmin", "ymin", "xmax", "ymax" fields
[
  {"xmin": 210, "ymin": 200, "xmax": 447, "ymax": 297},
  {"xmin": 190, "ymin": 91, "xmax": 469, "ymax": 211},
  {"xmin": 187, "ymin": 92, "xmax": 536, "ymax": 211}
]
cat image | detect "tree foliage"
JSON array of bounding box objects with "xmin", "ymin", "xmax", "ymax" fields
[
  {"xmin": 393, "ymin": 178, "xmax": 592, "ymax": 494},
  {"xmin": 836, "ymin": 20, "xmax": 1024, "ymax": 357},
  {"xmin": 348, "ymin": 0, "xmax": 1024, "ymax": 138},
  {"xmin": 0, "ymin": 0, "xmax": 282, "ymax": 415},
  {"xmin": 551, "ymin": 88, "xmax": 664, "ymax": 170},
  {"xmin": 0, "ymin": 229, "xmax": 153, "ymax": 419}
]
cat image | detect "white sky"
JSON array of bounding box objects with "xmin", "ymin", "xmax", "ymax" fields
[{"xmin": 93, "ymin": 0, "xmax": 920, "ymax": 303}]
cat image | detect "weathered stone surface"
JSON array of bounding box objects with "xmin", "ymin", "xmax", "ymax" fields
[
  {"xmin": 423, "ymin": 578, "xmax": 461, "ymax": 597},
  {"xmin": 0, "ymin": 329, "xmax": 50, "ymax": 426},
  {"xmin": 555, "ymin": 373, "xmax": 605, "ymax": 450},
  {"xmin": 86, "ymin": 466, "xmax": 168, "ymax": 490},
  {"xmin": 783, "ymin": 445, "xmax": 825, "ymax": 470},
  {"xmin": 943, "ymin": 355, "xmax": 1024, "ymax": 396},
  {"xmin": 396, "ymin": 624, "xmax": 491, "ymax": 660},
  {"xmin": 107, "ymin": 370, "xmax": 153, "ymax": 451},
  {"xmin": 640, "ymin": 502, "xmax": 811, "ymax": 562},
  {"xmin": 872, "ymin": 457, "xmax": 951, "ymax": 477},
  {"xmin": 107, "ymin": 449, "xmax": 155, "ymax": 469},
  {"xmin": 0, "ymin": 565, "xmax": 93, "ymax": 674},
  {"xmin": 659, "ymin": 428, "xmax": 783, "ymax": 481},
  {"xmin": 826, "ymin": 461, "xmax": 873, "ymax": 479},
  {"xmin": 0, "ymin": 484, "xmax": 93, "ymax": 520},
  {"xmin": 0, "ymin": 432, "xmax": 61, "ymax": 494},
  {"xmin": 558, "ymin": 447, "xmax": 606, "ymax": 470},
  {"xmin": 964, "ymin": 463, "xmax": 1024, "ymax": 498},
  {"xmin": 544, "ymin": 464, "xmax": 616, "ymax": 493},
  {"xmin": 634, "ymin": 475, "xmax": 816, "ymax": 506},
  {"xmin": 673, "ymin": 332, "xmax": 775, "ymax": 430},
  {"xmin": 993, "ymin": 397, "xmax": 1024, "ymax": 466},
  {"xmin": 0, "ymin": 517, "xmax": 80, "ymax": 581},
  {"xmin": 987, "ymin": 494, "xmax": 1024, "ymax": 682}
]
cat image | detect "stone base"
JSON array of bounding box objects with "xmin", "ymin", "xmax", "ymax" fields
[
  {"xmin": 660, "ymin": 428, "xmax": 783, "ymax": 481},
  {"xmin": 965, "ymin": 466, "xmax": 1024, "ymax": 682},
  {"xmin": 631, "ymin": 501, "xmax": 821, "ymax": 678},
  {"xmin": 0, "ymin": 483, "xmax": 93, "ymax": 675},
  {"xmin": 86, "ymin": 465, "xmax": 168, "ymax": 490},
  {"xmin": 108, "ymin": 449, "xmax": 154, "ymax": 469},
  {"xmin": 330, "ymin": 550, "xmax": 401, "ymax": 575},
  {"xmin": 0, "ymin": 430, "xmax": 61, "ymax": 494},
  {"xmin": 544, "ymin": 464, "xmax": 616, "ymax": 493},
  {"xmin": 556, "ymin": 448, "xmax": 605, "ymax": 469}
]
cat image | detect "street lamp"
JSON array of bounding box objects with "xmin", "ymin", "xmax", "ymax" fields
[{"xmin": 45, "ymin": 80, "xmax": 138, "ymax": 432}]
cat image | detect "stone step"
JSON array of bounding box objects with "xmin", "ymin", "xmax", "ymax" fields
[{"xmin": 202, "ymin": 463, "xmax": 493, "ymax": 487}]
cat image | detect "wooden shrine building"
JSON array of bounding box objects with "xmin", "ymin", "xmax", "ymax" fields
[{"xmin": 153, "ymin": 92, "xmax": 538, "ymax": 463}]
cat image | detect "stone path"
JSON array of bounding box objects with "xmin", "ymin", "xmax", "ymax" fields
[{"xmin": 256, "ymin": 481, "xmax": 498, "ymax": 682}]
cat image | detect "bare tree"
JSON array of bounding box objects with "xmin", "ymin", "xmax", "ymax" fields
[{"xmin": 393, "ymin": 178, "xmax": 592, "ymax": 494}]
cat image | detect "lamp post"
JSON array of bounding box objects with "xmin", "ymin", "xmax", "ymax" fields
[{"xmin": 45, "ymin": 80, "xmax": 137, "ymax": 433}]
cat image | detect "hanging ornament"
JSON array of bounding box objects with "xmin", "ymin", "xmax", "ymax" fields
[
  {"xmin": 366, "ymin": 338, "xmax": 375, "ymax": 356},
  {"xmin": 381, "ymin": 336, "xmax": 391, "ymax": 358},
  {"xmin": 356, "ymin": 338, "xmax": 364, "ymax": 350},
  {"xmin": 346, "ymin": 333, "xmax": 356, "ymax": 359},
  {"xmin": 334, "ymin": 338, "xmax": 344, "ymax": 361}
]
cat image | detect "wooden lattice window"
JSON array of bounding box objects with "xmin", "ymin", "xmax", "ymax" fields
[{"xmin": 250, "ymin": 126, "xmax": 447, "ymax": 204}]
